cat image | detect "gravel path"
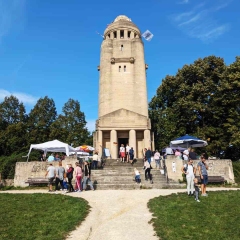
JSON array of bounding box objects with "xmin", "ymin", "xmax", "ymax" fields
[{"xmin": 2, "ymin": 188, "xmax": 239, "ymax": 240}]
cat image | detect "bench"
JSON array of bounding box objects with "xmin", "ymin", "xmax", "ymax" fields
[
  {"xmin": 25, "ymin": 178, "xmax": 54, "ymax": 186},
  {"xmin": 196, "ymin": 176, "xmax": 225, "ymax": 184}
]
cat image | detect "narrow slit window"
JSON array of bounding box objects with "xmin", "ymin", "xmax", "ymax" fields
[
  {"xmin": 128, "ymin": 31, "xmax": 131, "ymax": 38},
  {"xmin": 120, "ymin": 30, "xmax": 124, "ymax": 38},
  {"xmin": 124, "ymin": 66, "xmax": 126, "ymax": 72},
  {"xmin": 119, "ymin": 66, "xmax": 121, "ymax": 72},
  {"xmin": 113, "ymin": 31, "xmax": 117, "ymax": 38},
  {"xmin": 108, "ymin": 34, "xmax": 110, "ymax": 38},
  {"xmin": 121, "ymin": 45, "xmax": 123, "ymax": 51},
  {"xmin": 134, "ymin": 33, "xmax": 137, "ymax": 38}
]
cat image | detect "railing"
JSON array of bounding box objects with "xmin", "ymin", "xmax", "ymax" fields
[{"xmin": 162, "ymin": 159, "xmax": 169, "ymax": 183}]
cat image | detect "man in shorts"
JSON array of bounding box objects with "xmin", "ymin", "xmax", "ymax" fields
[
  {"xmin": 45, "ymin": 163, "xmax": 55, "ymax": 192},
  {"xmin": 197, "ymin": 153, "xmax": 209, "ymax": 196}
]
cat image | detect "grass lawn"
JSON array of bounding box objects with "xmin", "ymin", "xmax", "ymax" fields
[
  {"xmin": 148, "ymin": 190, "xmax": 240, "ymax": 240},
  {"xmin": 0, "ymin": 193, "xmax": 90, "ymax": 240}
]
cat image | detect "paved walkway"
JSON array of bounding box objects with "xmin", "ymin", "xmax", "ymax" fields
[{"xmin": 2, "ymin": 188, "xmax": 239, "ymax": 240}]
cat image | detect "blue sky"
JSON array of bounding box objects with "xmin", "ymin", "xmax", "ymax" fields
[{"xmin": 0, "ymin": 0, "xmax": 239, "ymax": 132}]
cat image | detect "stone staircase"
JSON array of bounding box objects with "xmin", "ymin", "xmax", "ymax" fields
[{"xmin": 90, "ymin": 159, "xmax": 180, "ymax": 190}]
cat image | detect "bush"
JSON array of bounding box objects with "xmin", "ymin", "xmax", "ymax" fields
[{"xmin": 233, "ymin": 161, "xmax": 240, "ymax": 183}]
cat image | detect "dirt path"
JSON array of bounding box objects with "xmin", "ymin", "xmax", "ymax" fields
[{"xmin": 2, "ymin": 188, "xmax": 239, "ymax": 240}]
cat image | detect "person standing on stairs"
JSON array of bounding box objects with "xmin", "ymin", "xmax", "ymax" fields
[
  {"xmin": 126, "ymin": 144, "xmax": 131, "ymax": 163},
  {"xmin": 144, "ymin": 159, "xmax": 153, "ymax": 184},
  {"xmin": 119, "ymin": 144, "xmax": 126, "ymax": 162}
]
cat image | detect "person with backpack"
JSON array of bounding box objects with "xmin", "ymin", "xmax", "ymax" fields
[
  {"xmin": 181, "ymin": 159, "xmax": 196, "ymax": 196},
  {"xmin": 66, "ymin": 164, "xmax": 74, "ymax": 192}
]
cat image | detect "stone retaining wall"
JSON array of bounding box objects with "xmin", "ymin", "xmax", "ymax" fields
[
  {"xmin": 165, "ymin": 156, "xmax": 235, "ymax": 183},
  {"xmin": 14, "ymin": 157, "xmax": 79, "ymax": 187}
]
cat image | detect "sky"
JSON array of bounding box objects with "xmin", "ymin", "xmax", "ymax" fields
[{"xmin": 0, "ymin": 0, "xmax": 239, "ymax": 132}]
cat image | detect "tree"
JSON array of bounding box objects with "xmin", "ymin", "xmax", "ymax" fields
[
  {"xmin": 28, "ymin": 96, "xmax": 57, "ymax": 144},
  {"xmin": 50, "ymin": 99, "xmax": 91, "ymax": 147},
  {"xmin": 0, "ymin": 96, "xmax": 27, "ymax": 155},
  {"xmin": 149, "ymin": 56, "xmax": 228, "ymax": 156}
]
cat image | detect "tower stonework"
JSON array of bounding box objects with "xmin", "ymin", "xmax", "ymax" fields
[{"xmin": 94, "ymin": 15, "xmax": 153, "ymax": 158}]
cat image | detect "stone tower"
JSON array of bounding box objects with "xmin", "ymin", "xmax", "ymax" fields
[{"xmin": 94, "ymin": 15, "xmax": 153, "ymax": 158}]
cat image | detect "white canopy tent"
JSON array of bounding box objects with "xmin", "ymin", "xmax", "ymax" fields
[{"xmin": 26, "ymin": 139, "xmax": 76, "ymax": 162}]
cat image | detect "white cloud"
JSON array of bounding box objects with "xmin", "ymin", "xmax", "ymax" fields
[
  {"xmin": 0, "ymin": 0, "xmax": 26, "ymax": 43},
  {"xmin": 86, "ymin": 119, "xmax": 96, "ymax": 133},
  {"xmin": 171, "ymin": 1, "xmax": 232, "ymax": 42},
  {"xmin": 0, "ymin": 89, "xmax": 38, "ymax": 105}
]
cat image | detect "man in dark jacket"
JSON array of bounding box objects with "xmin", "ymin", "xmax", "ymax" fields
[{"xmin": 145, "ymin": 147, "xmax": 152, "ymax": 164}]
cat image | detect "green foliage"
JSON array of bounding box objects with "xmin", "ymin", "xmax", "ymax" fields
[
  {"xmin": 0, "ymin": 96, "xmax": 92, "ymax": 178},
  {"xmin": 148, "ymin": 191, "xmax": 240, "ymax": 240},
  {"xmin": 0, "ymin": 193, "xmax": 90, "ymax": 240},
  {"xmin": 149, "ymin": 56, "xmax": 240, "ymax": 159},
  {"xmin": 233, "ymin": 161, "xmax": 240, "ymax": 183}
]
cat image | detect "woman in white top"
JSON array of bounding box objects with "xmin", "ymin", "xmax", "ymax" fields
[
  {"xmin": 181, "ymin": 159, "xmax": 196, "ymax": 195},
  {"xmin": 119, "ymin": 144, "xmax": 125, "ymax": 162},
  {"xmin": 154, "ymin": 150, "xmax": 161, "ymax": 169}
]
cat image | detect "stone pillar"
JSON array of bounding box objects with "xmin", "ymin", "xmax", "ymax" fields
[
  {"xmin": 152, "ymin": 132, "xmax": 155, "ymax": 151},
  {"xmin": 98, "ymin": 130, "xmax": 103, "ymax": 158},
  {"xmin": 117, "ymin": 30, "xmax": 120, "ymax": 39},
  {"xmin": 129, "ymin": 130, "xmax": 136, "ymax": 156},
  {"xmin": 144, "ymin": 130, "xmax": 151, "ymax": 149},
  {"xmin": 124, "ymin": 29, "xmax": 128, "ymax": 39},
  {"xmin": 110, "ymin": 130, "xmax": 118, "ymax": 159},
  {"xmin": 130, "ymin": 31, "xmax": 134, "ymax": 39},
  {"xmin": 110, "ymin": 32, "xmax": 114, "ymax": 39}
]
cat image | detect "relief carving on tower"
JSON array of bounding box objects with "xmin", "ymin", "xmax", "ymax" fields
[{"xmin": 110, "ymin": 57, "xmax": 135, "ymax": 64}]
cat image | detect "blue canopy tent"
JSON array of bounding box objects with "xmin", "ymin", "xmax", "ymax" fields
[{"xmin": 170, "ymin": 134, "xmax": 207, "ymax": 148}]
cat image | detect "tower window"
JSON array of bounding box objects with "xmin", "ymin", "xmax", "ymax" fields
[
  {"xmin": 108, "ymin": 34, "xmax": 110, "ymax": 39},
  {"xmin": 120, "ymin": 30, "xmax": 124, "ymax": 38},
  {"xmin": 134, "ymin": 33, "xmax": 137, "ymax": 38},
  {"xmin": 128, "ymin": 31, "xmax": 131, "ymax": 38},
  {"xmin": 119, "ymin": 66, "xmax": 121, "ymax": 72},
  {"xmin": 113, "ymin": 31, "xmax": 117, "ymax": 38},
  {"xmin": 121, "ymin": 45, "xmax": 123, "ymax": 51},
  {"xmin": 124, "ymin": 66, "xmax": 126, "ymax": 72}
]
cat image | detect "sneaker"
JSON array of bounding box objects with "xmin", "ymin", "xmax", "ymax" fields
[
  {"xmin": 48, "ymin": 190, "xmax": 52, "ymax": 192},
  {"xmin": 196, "ymin": 200, "xmax": 200, "ymax": 202},
  {"xmin": 202, "ymin": 194, "xmax": 208, "ymax": 197},
  {"xmin": 77, "ymin": 190, "xmax": 81, "ymax": 192}
]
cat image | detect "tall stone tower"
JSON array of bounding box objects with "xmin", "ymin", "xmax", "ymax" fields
[{"xmin": 94, "ymin": 15, "xmax": 153, "ymax": 158}]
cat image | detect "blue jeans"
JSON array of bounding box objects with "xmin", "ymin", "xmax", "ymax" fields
[
  {"xmin": 147, "ymin": 158, "xmax": 151, "ymax": 164},
  {"xmin": 135, "ymin": 175, "xmax": 141, "ymax": 183},
  {"xmin": 82, "ymin": 176, "xmax": 94, "ymax": 190}
]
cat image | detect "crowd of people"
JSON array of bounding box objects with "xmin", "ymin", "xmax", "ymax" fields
[{"xmin": 45, "ymin": 160, "xmax": 95, "ymax": 193}]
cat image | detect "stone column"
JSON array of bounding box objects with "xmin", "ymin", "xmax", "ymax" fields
[
  {"xmin": 152, "ymin": 132, "xmax": 155, "ymax": 151},
  {"xmin": 129, "ymin": 130, "xmax": 136, "ymax": 156},
  {"xmin": 98, "ymin": 130, "xmax": 103, "ymax": 158},
  {"xmin": 110, "ymin": 32, "xmax": 114, "ymax": 39},
  {"xmin": 110, "ymin": 130, "xmax": 118, "ymax": 159},
  {"xmin": 117, "ymin": 30, "xmax": 120, "ymax": 39},
  {"xmin": 144, "ymin": 130, "xmax": 151, "ymax": 149}
]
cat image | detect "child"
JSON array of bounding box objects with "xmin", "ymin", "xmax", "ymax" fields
[
  {"xmin": 194, "ymin": 178, "xmax": 200, "ymax": 202},
  {"xmin": 134, "ymin": 168, "xmax": 141, "ymax": 184}
]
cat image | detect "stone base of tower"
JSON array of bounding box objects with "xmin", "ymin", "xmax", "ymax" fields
[{"xmin": 93, "ymin": 108, "xmax": 153, "ymax": 158}]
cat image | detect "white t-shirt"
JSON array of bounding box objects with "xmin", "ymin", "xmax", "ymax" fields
[
  {"xmin": 135, "ymin": 170, "xmax": 140, "ymax": 176},
  {"xmin": 47, "ymin": 166, "xmax": 55, "ymax": 178},
  {"xmin": 126, "ymin": 146, "xmax": 131, "ymax": 153},
  {"xmin": 183, "ymin": 150, "xmax": 189, "ymax": 160},
  {"xmin": 120, "ymin": 147, "xmax": 125, "ymax": 152},
  {"xmin": 184, "ymin": 164, "xmax": 194, "ymax": 178},
  {"xmin": 166, "ymin": 147, "xmax": 173, "ymax": 155}
]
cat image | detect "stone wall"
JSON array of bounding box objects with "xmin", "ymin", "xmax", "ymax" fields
[
  {"xmin": 165, "ymin": 156, "xmax": 235, "ymax": 183},
  {"xmin": 14, "ymin": 157, "xmax": 79, "ymax": 187}
]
